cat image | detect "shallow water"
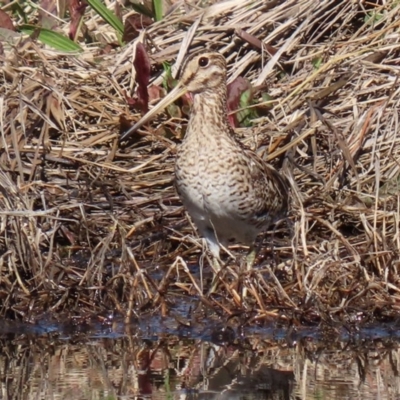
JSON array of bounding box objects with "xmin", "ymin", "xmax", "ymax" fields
[{"xmin": 1, "ymin": 316, "xmax": 400, "ymax": 400}]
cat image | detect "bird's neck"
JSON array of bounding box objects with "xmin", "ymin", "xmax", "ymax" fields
[{"xmin": 188, "ymin": 88, "xmax": 230, "ymax": 136}]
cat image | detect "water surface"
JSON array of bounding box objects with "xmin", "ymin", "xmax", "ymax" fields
[{"xmin": 1, "ymin": 316, "xmax": 400, "ymax": 399}]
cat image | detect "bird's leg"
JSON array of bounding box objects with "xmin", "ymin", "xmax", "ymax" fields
[
  {"xmin": 208, "ymin": 248, "xmax": 224, "ymax": 295},
  {"xmin": 204, "ymin": 229, "xmax": 222, "ymax": 272},
  {"xmin": 246, "ymin": 245, "xmax": 257, "ymax": 271},
  {"xmin": 242, "ymin": 244, "xmax": 257, "ymax": 300},
  {"xmin": 201, "ymin": 228, "xmax": 222, "ymax": 293},
  {"xmin": 203, "ymin": 225, "xmax": 236, "ymax": 294}
]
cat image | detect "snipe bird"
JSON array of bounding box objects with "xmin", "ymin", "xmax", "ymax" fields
[{"xmin": 121, "ymin": 51, "xmax": 289, "ymax": 271}]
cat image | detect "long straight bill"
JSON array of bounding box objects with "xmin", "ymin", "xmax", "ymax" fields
[{"xmin": 120, "ymin": 82, "xmax": 188, "ymax": 142}]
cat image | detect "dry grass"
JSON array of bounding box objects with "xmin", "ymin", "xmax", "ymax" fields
[{"xmin": 1, "ymin": 0, "xmax": 400, "ymax": 324}]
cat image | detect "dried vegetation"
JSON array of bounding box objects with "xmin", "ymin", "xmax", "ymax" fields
[{"xmin": 1, "ymin": 0, "xmax": 400, "ymax": 324}]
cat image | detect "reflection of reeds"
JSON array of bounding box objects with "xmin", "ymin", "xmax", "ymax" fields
[
  {"xmin": 1, "ymin": 0, "xmax": 400, "ymax": 324},
  {"xmin": 1, "ymin": 334, "xmax": 400, "ymax": 398}
]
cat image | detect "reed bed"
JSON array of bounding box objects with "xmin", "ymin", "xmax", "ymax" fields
[{"xmin": 1, "ymin": 0, "xmax": 400, "ymax": 324}]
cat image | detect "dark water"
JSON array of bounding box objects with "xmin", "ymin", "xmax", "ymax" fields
[{"xmin": 1, "ymin": 316, "xmax": 400, "ymax": 399}]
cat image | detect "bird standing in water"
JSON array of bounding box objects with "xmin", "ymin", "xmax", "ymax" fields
[{"xmin": 121, "ymin": 51, "xmax": 289, "ymax": 272}]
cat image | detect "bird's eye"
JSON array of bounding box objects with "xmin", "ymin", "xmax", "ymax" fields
[{"xmin": 198, "ymin": 57, "xmax": 209, "ymax": 67}]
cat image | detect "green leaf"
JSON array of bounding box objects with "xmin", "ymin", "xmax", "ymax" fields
[
  {"xmin": 153, "ymin": 0, "xmax": 163, "ymax": 21},
  {"xmin": 86, "ymin": 0, "xmax": 124, "ymax": 35},
  {"xmin": 239, "ymin": 89, "xmax": 252, "ymax": 108},
  {"xmin": 162, "ymin": 62, "xmax": 173, "ymax": 91},
  {"xmin": 312, "ymin": 57, "xmax": 323, "ymax": 69},
  {"xmin": 19, "ymin": 25, "xmax": 83, "ymax": 52},
  {"xmin": 364, "ymin": 11, "xmax": 383, "ymax": 25},
  {"xmin": 261, "ymin": 93, "xmax": 273, "ymax": 103},
  {"xmin": 238, "ymin": 89, "xmax": 258, "ymax": 127}
]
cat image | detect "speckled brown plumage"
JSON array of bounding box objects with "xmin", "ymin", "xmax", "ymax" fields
[
  {"xmin": 173, "ymin": 52, "xmax": 289, "ymax": 263},
  {"xmin": 121, "ymin": 51, "xmax": 289, "ymax": 268}
]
